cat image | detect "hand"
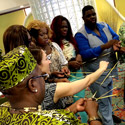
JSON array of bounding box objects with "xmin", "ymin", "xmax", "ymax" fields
[
  {"xmin": 66, "ymin": 98, "xmax": 86, "ymax": 114},
  {"xmin": 101, "ymin": 40, "xmax": 119, "ymax": 50},
  {"xmin": 99, "ymin": 61, "xmax": 109, "ymax": 71},
  {"xmin": 84, "ymin": 98, "xmax": 99, "ymax": 117},
  {"xmin": 120, "ymin": 47, "xmax": 125, "ymax": 53},
  {"xmin": 54, "ymin": 78, "xmax": 70, "ymax": 83},
  {"xmin": 51, "ymin": 71, "xmax": 65, "ymax": 78},
  {"xmin": 113, "ymin": 41, "xmax": 121, "ymax": 51},
  {"xmin": 61, "ymin": 66, "xmax": 70, "ymax": 76},
  {"xmin": 76, "ymin": 54, "xmax": 83, "ymax": 64},
  {"xmin": 68, "ymin": 61, "xmax": 81, "ymax": 70}
]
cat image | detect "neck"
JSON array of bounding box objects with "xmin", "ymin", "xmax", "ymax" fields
[
  {"xmin": 7, "ymin": 95, "xmax": 39, "ymax": 109},
  {"xmin": 41, "ymin": 44, "xmax": 52, "ymax": 55},
  {"xmin": 85, "ymin": 24, "xmax": 97, "ymax": 30}
]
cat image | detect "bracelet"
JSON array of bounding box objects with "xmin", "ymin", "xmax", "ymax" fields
[
  {"xmin": 88, "ymin": 116, "xmax": 102, "ymax": 124},
  {"xmin": 66, "ymin": 108, "xmax": 70, "ymax": 112}
]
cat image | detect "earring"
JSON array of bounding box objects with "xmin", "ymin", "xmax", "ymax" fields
[{"xmin": 34, "ymin": 89, "xmax": 38, "ymax": 93}]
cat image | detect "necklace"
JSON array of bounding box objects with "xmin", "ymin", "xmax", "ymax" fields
[{"xmin": 1, "ymin": 104, "xmax": 42, "ymax": 113}]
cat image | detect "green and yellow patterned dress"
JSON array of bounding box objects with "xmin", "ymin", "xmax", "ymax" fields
[{"xmin": 0, "ymin": 106, "xmax": 87, "ymax": 125}]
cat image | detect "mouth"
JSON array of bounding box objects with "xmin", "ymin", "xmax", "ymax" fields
[
  {"xmin": 45, "ymin": 39, "xmax": 49, "ymax": 43},
  {"xmin": 62, "ymin": 31, "xmax": 67, "ymax": 36},
  {"xmin": 91, "ymin": 19, "xmax": 96, "ymax": 23}
]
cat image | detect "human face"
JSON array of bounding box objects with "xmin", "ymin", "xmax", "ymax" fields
[
  {"xmin": 31, "ymin": 66, "xmax": 45, "ymax": 103},
  {"xmin": 60, "ymin": 20, "xmax": 68, "ymax": 38},
  {"xmin": 40, "ymin": 50, "xmax": 51, "ymax": 74},
  {"xmin": 37, "ymin": 28, "xmax": 49, "ymax": 46},
  {"xmin": 83, "ymin": 9, "xmax": 97, "ymax": 27}
]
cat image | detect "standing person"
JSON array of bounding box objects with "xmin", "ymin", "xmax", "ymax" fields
[
  {"xmin": 50, "ymin": 15, "xmax": 87, "ymax": 123},
  {"xmin": 27, "ymin": 20, "xmax": 70, "ymax": 82},
  {"xmin": 75, "ymin": 5, "xmax": 121, "ymax": 125},
  {"xmin": 118, "ymin": 22, "xmax": 125, "ymax": 63}
]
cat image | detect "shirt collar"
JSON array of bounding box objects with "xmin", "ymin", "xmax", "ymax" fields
[{"xmin": 85, "ymin": 23, "xmax": 105, "ymax": 34}]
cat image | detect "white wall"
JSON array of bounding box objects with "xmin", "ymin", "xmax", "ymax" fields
[{"xmin": 0, "ymin": 0, "xmax": 29, "ymax": 13}]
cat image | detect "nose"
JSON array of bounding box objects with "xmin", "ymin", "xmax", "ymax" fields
[{"xmin": 44, "ymin": 34, "xmax": 48, "ymax": 39}]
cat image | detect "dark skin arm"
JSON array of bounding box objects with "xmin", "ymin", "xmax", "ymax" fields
[
  {"xmin": 65, "ymin": 98, "xmax": 102, "ymax": 125},
  {"xmin": 101, "ymin": 39, "xmax": 120, "ymax": 50},
  {"xmin": 68, "ymin": 54, "xmax": 82, "ymax": 70}
]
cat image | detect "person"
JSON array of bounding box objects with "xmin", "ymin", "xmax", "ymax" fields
[
  {"xmin": 27, "ymin": 20, "xmax": 70, "ymax": 83},
  {"xmin": 118, "ymin": 22, "xmax": 125, "ymax": 63},
  {"xmin": 75, "ymin": 5, "xmax": 121, "ymax": 125},
  {"xmin": 0, "ymin": 45, "xmax": 102, "ymax": 125},
  {"xmin": 3, "ymin": 24, "xmax": 64, "ymax": 83},
  {"xmin": 3, "ymin": 25, "xmax": 32, "ymax": 54},
  {"xmin": 50, "ymin": 15, "xmax": 87, "ymax": 123},
  {"xmin": 29, "ymin": 47, "xmax": 109, "ymax": 113}
]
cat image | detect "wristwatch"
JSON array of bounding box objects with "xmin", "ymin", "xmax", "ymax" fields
[{"xmin": 88, "ymin": 116, "xmax": 102, "ymax": 124}]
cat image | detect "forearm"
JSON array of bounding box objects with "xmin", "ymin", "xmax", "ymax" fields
[
  {"xmin": 89, "ymin": 120, "xmax": 102, "ymax": 125},
  {"xmin": 88, "ymin": 114, "xmax": 102, "ymax": 125},
  {"xmin": 54, "ymin": 67, "xmax": 105, "ymax": 101},
  {"xmin": 68, "ymin": 68, "xmax": 105, "ymax": 95}
]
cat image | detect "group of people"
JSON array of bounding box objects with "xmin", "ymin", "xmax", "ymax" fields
[{"xmin": 0, "ymin": 5, "xmax": 124, "ymax": 125}]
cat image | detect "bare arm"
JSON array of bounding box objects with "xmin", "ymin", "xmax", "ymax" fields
[{"xmin": 54, "ymin": 61, "xmax": 109, "ymax": 103}]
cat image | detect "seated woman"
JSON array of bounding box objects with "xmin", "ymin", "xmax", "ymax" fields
[
  {"xmin": 29, "ymin": 47, "xmax": 109, "ymax": 110},
  {"xmin": 50, "ymin": 15, "xmax": 86, "ymax": 123},
  {"xmin": 27, "ymin": 20, "xmax": 70, "ymax": 82},
  {"xmin": 3, "ymin": 25, "xmax": 32, "ymax": 54},
  {"xmin": 0, "ymin": 46, "xmax": 102, "ymax": 125}
]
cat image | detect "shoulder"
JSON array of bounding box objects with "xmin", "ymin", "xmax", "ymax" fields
[
  {"xmin": 76, "ymin": 25, "xmax": 86, "ymax": 33},
  {"xmin": 52, "ymin": 42, "xmax": 60, "ymax": 48},
  {"xmin": 97, "ymin": 22, "xmax": 108, "ymax": 27}
]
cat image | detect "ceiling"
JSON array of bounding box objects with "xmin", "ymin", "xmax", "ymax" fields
[{"xmin": 0, "ymin": 0, "xmax": 29, "ymax": 14}]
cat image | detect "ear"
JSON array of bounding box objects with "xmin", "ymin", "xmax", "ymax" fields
[{"xmin": 27, "ymin": 79, "xmax": 38, "ymax": 93}]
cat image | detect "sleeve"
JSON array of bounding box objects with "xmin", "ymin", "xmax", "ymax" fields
[
  {"xmin": 41, "ymin": 83, "xmax": 57, "ymax": 110},
  {"xmin": 75, "ymin": 33, "xmax": 102, "ymax": 60},
  {"xmin": 52, "ymin": 42, "xmax": 68, "ymax": 66},
  {"xmin": 107, "ymin": 24, "xmax": 119, "ymax": 40}
]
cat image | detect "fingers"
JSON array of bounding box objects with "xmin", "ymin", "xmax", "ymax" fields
[{"xmin": 99, "ymin": 61, "xmax": 109, "ymax": 70}]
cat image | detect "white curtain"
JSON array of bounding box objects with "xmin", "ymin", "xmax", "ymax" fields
[{"xmin": 28, "ymin": 0, "xmax": 96, "ymax": 34}]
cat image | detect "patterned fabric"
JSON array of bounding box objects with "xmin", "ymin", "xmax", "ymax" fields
[
  {"xmin": 118, "ymin": 22, "xmax": 125, "ymax": 63},
  {"xmin": 0, "ymin": 45, "xmax": 37, "ymax": 90},
  {"xmin": 47, "ymin": 42, "xmax": 68, "ymax": 72},
  {"xmin": 0, "ymin": 106, "xmax": 86, "ymax": 125},
  {"xmin": 42, "ymin": 83, "xmax": 73, "ymax": 110},
  {"xmin": 62, "ymin": 39, "xmax": 76, "ymax": 61}
]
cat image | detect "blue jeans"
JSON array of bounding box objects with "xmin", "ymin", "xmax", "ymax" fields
[{"xmin": 90, "ymin": 81, "xmax": 114, "ymax": 125}]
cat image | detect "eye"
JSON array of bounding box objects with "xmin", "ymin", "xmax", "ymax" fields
[{"xmin": 39, "ymin": 34, "xmax": 43, "ymax": 37}]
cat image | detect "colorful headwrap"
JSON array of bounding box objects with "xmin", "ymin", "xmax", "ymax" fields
[{"xmin": 0, "ymin": 45, "xmax": 37, "ymax": 90}]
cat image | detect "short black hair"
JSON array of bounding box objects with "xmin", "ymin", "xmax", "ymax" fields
[{"xmin": 82, "ymin": 5, "xmax": 94, "ymax": 17}]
